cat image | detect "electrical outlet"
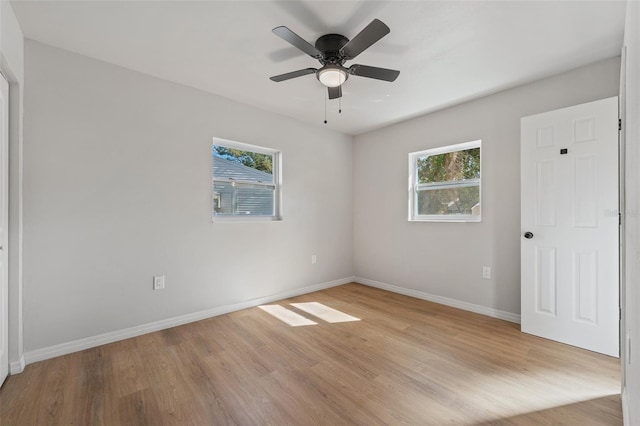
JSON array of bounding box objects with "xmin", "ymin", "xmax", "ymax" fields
[
  {"xmin": 153, "ymin": 275, "xmax": 165, "ymax": 290},
  {"xmin": 311, "ymin": 255, "xmax": 317, "ymax": 265},
  {"xmin": 482, "ymin": 266, "xmax": 491, "ymax": 280}
]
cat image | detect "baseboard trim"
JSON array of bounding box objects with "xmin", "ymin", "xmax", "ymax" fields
[
  {"xmin": 22, "ymin": 276, "xmax": 355, "ymax": 368},
  {"xmin": 9, "ymin": 355, "xmax": 25, "ymax": 375},
  {"xmin": 355, "ymin": 276, "xmax": 521, "ymax": 324}
]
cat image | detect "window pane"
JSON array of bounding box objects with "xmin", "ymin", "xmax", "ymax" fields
[
  {"xmin": 214, "ymin": 182, "xmax": 275, "ymax": 216},
  {"xmin": 417, "ymin": 147, "xmax": 480, "ymax": 184},
  {"xmin": 213, "ymin": 145, "xmax": 273, "ymax": 184},
  {"xmin": 212, "ymin": 141, "xmax": 279, "ymax": 219},
  {"xmin": 417, "ymin": 185, "xmax": 480, "ymax": 216}
]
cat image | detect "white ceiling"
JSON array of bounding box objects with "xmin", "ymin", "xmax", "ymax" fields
[{"xmin": 11, "ymin": 1, "xmax": 626, "ymax": 135}]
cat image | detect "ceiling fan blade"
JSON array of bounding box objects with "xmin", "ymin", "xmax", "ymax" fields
[
  {"xmin": 328, "ymin": 85, "xmax": 342, "ymax": 100},
  {"xmin": 340, "ymin": 19, "xmax": 390, "ymax": 59},
  {"xmin": 272, "ymin": 26, "xmax": 324, "ymax": 59},
  {"xmin": 349, "ymin": 64, "xmax": 400, "ymax": 82},
  {"xmin": 270, "ymin": 68, "xmax": 317, "ymax": 82}
]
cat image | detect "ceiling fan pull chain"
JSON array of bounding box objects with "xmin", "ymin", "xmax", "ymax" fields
[
  {"xmin": 339, "ymin": 96, "xmax": 342, "ymax": 114},
  {"xmin": 324, "ymin": 89, "xmax": 328, "ymax": 124}
]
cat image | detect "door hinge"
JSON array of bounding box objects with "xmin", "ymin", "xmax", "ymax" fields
[{"xmin": 619, "ymin": 118, "xmax": 622, "ymax": 131}]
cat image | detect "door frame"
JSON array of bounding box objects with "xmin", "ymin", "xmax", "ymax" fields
[
  {"xmin": 0, "ymin": 59, "xmax": 24, "ymax": 378},
  {"xmin": 619, "ymin": 45, "xmax": 627, "ymax": 399},
  {"xmin": 0, "ymin": 71, "xmax": 8, "ymax": 385}
]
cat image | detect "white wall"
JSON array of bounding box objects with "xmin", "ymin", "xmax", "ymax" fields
[
  {"xmin": 623, "ymin": 1, "xmax": 640, "ymax": 423},
  {"xmin": 353, "ymin": 57, "xmax": 620, "ymax": 317},
  {"xmin": 23, "ymin": 41, "xmax": 353, "ymax": 353},
  {"xmin": 0, "ymin": 1, "xmax": 24, "ymax": 371}
]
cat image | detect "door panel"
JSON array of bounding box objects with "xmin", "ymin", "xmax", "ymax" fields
[
  {"xmin": 521, "ymin": 97, "xmax": 619, "ymax": 357},
  {"xmin": 574, "ymin": 155, "xmax": 597, "ymax": 227},
  {"xmin": 574, "ymin": 249, "xmax": 597, "ymax": 324},
  {"xmin": 536, "ymin": 160, "xmax": 557, "ymax": 226},
  {"xmin": 535, "ymin": 246, "xmax": 557, "ymax": 316}
]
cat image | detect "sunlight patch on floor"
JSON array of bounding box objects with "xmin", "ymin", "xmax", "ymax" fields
[
  {"xmin": 290, "ymin": 302, "xmax": 360, "ymax": 323},
  {"xmin": 258, "ymin": 305, "xmax": 317, "ymax": 326},
  {"xmin": 258, "ymin": 302, "xmax": 360, "ymax": 326},
  {"xmin": 440, "ymin": 368, "xmax": 621, "ymax": 423}
]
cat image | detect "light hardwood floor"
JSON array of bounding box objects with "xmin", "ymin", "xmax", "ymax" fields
[{"xmin": 0, "ymin": 283, "xmax": 622, "ymax": 425}]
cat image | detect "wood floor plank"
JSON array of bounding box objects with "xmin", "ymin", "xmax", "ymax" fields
[{"xmin": 0, "ymin": 283, "xmax": 622, "ymax": 425}]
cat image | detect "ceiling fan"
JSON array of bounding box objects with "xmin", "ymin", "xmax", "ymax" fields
[{"xmin": 269, "ymin": 19, "xmax": 400, "ymax": 100}]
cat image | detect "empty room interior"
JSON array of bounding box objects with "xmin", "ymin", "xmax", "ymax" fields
[{"xmin": 0, "ymin": 0, "xmax": 639, "ymax": 425}]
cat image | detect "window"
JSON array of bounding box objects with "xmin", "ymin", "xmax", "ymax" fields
[
  {"xmin": 409, "ymin": 140, "xmax": 481, "ymax": 222},
  {"xmin": 212, "ymin": 138, "xmax": 281, "ymax": 221}
]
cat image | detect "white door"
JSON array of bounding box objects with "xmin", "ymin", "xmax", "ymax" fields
[
  {"xmin": 0, "ymin": 73, "xmax": 8, "ymax": 385},
  {"xmin": 521, "ymin": 97, "xmax": 619, "ymax": 357}
]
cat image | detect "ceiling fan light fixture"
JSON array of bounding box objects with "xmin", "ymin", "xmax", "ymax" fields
[{"xmin": 317, "ymin": 65, "xmax": 348, "ymax": 87}]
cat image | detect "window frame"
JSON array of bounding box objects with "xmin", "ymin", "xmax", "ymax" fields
[
  {"xmin": 212, "ymin": 137, "xmax": 282, "ymax": 222},
  {"xmin": 408, "ymin": 140, "xmax": 482, "ymax": 223}
]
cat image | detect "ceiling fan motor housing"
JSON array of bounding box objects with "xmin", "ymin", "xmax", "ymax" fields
[{"xmin": 315, "ymin": 34, "xmax": 349, "ymax": 65}]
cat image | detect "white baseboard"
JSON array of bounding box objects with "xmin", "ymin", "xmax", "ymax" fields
[
  {"xmin": 22, "ymin": 276, "xmax": 355, "ymax": 368},
  {"xmin": 354, "ymin": 276, "xmax": 521, "ymax": 324},
  {"xmin": 9, "ymin": 355, "xmax": 25, "ymax": 375}
]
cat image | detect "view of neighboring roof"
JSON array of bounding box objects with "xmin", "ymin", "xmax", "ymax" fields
[{"xmin": 213, "ymin": 155, "xmax": 273, "ymax": 183}]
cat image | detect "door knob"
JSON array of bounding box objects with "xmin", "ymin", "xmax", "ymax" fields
[{"xmin": 524, "ymin": 232, "xmax": 534, "ymax": 239}]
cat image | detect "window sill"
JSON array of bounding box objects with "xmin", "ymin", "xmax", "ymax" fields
[
  {"xmin": 409, "ymin": 215, "xmax": 481, "ymax": 223},
  {"xmin": 212, "ymin": 215, "xmax": 282, "ymax": 223}
]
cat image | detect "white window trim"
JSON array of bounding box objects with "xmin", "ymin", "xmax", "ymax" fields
[
  {"xmin": 212, "ymin": 137, "xmax": 282, "ymax": 222},
  {"xmin": 408, "ymin": 140, "xmax": 482, "ymax": 223}
]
